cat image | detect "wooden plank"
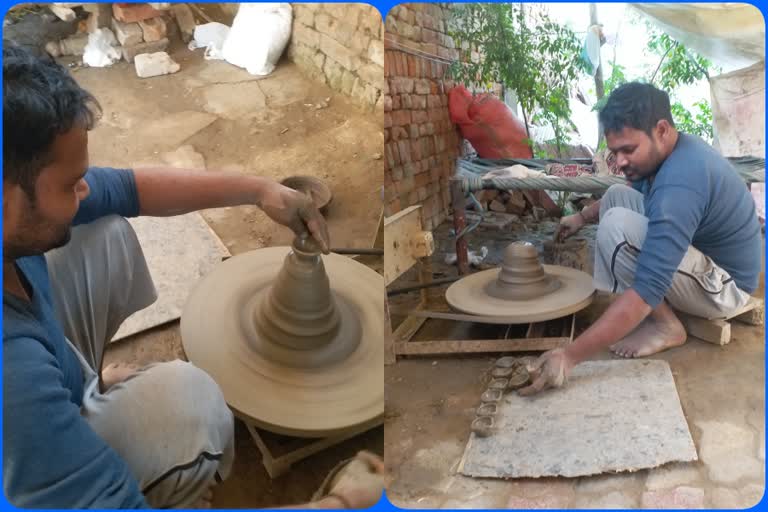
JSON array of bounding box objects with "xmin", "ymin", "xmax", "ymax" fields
[
  {"xmin": 392, "ymin": 314, "xmax": 427, "ymax": 344},
  {"xmin": 733, "ymin": 298, "xmax": 764, "ymax": 326},
  {"xmin": 678, "ymin": 313, "xmax": 731, "ymax": 345},
  {"xmin": 384, "ymin": 296, "xmax": 396, "ymax": 365},
  {"xmin": 384, "ymin": 205, "xmax": 434, "ymax": 286},
  {"xmin": 395, "ymin": 337, "xmax": 570, "ymax": 355}
]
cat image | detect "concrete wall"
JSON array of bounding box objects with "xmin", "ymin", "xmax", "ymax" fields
[
  {"xmin": 287, "ymin": 3, "xmax": 384, "ymax": 110},
  {"xmin": 383, "ymin": 3, "xmax": 461, "ymax": 230}
]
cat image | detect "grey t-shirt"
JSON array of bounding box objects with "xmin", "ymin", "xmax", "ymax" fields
[{"xmin": 631, "ymin": 133, "xmax": 761, "ymax": 308}]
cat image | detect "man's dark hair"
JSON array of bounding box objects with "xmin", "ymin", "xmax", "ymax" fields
[
  {"xmin": 598, "ymin": 82, "xmax": 675, "ymax": 136},
  {"xmin": 3, "ymin": 43, "xmax": 100, "ymax": 198}
]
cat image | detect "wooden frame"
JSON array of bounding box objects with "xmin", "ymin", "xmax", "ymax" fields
[{"xmin": 243, "ymin": 417, "xmax": 383, "ymax": 478}]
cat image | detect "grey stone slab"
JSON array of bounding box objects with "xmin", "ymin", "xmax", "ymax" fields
[
  {"xmin": 112, "ymin": 212, "xmax": 229, "ymax": 341},
  {"xmin": 459, "ymin": 360, "xmax": 698, "ymax": 479}
]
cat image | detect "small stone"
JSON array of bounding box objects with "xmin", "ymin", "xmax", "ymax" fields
[
  {"xmin": 122, "ymin": 38, "xmax": 169, "ymax": 63},
  {"xmin": 59, "ymin": 34, "xmax": 89, "ymax": 56},
  {"xmin": 45, "ymin": 41, "xmax": 61, "ymax": 58},
  {"xmin": 112, "ymin": 18, "xmax": 143, "ymax": 46},
  {"xmin": 134, "ymin": 51, "xmax": 180, "ymax": 78},
  {"xmin": 641, "ymin": 486, "xmax": 705, "ymax": 509},
  {"xmin": 138, "ymin": 16, "xmax": 166, "ymax": 42},
  {"xmin": 170, "ymin": 4, "xmax": 196, "ymax": 42}
]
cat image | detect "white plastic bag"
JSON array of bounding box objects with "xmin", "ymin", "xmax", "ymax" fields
[
  {"xmin": 189, "ymin": 22, "xmax": 230, "ymax": 60},
  {"xmin": 83, "ymin": 28, "xmax": 121, "ymax": 68},
  {"xmin": 222, "ymin": 3, "xmax": 292, "ymax": 76}
]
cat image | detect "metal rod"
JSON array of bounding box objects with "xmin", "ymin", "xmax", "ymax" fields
[
  {"xmin": 450, "ymin": 179, "xmax": 470, "ymax": 275},
  {"xmin": 329, "ymin": 248, "xmax": 384, "ymax": 256},
  {"xmin": 387, "ymin": 276, "xmax": 461, "ymax": 296}
]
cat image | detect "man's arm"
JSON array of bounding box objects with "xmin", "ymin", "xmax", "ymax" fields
[{"xmin": 133, "ymin": 167, "xmax": 329, "ymax": 252}]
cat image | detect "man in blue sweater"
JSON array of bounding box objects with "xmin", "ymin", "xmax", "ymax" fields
[
  {"xmin": 520, "ymin": 82, "xmax": 761, "ymax": 395},
  {"xmin": 3, "ymin": 45, "xmax": 384, "ymax": 508}
]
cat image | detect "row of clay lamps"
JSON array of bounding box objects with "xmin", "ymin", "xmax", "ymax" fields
[{"xmin": 471, "ymin": 357, "xmax": 531, "ymax": 437}]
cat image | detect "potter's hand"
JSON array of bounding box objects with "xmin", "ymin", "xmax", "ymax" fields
[
  {"xmin": 328, "ymin": 451, "xmax": 387, "ymax": 509},
  {"xmin": 554, "ymin": 213, "xmax": 585, "ymax": 243},
  {"xmin": 259, "ymin": 182, "xmax": 330, "ymax": 253},
  {"xmin": 517, "ymin": 348, "xmax": 574, "ymax": 396}
]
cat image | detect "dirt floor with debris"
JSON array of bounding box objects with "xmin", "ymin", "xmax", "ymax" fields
[
  {"xmin": 69, "ymin": 44, "xmax": 383, "ymax": 506},
  {"xmin": 385, "ymin": 218, "xmax": 765, "ymax": 509}
]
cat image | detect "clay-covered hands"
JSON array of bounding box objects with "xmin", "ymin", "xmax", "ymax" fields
[
  {"xmin": 328, "ymin": 451, "xmax": 387, "ymax": 508},
  {"xmin": 517, "ymin": 348, "xmax": 575, "ymax": 396},
  {"xmin": 259, "ymin": 181, "xmax": 330, "ymax": 253},
  {"xmin": 554, "ymin": 213, "xmax": 585, "ymax": 243}
]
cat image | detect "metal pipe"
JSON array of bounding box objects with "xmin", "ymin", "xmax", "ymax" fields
[{"xmin": 387, "ymin": 276, "xmax": 461, "ymax": 296}]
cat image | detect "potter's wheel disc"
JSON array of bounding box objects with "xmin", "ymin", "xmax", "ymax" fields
[
  {"xmin": 181, "ymin": 247, "xmax": 383, "ymax": 438},
  {"xmin": 446, "ymin": 265, "xmax": 595, "ymax": 323}
]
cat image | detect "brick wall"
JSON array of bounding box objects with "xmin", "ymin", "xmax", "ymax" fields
[
  {"xmin": 287, "ymin": 3, "xmax": 384, "ymax": 110},
  {"xmin": 383, "ymin": 3, "xmax": 461, "ymax": 231}
]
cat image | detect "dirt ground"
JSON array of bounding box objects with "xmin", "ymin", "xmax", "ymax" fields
[
  {"xmin": 69, "ymin": 42, "xmax": 383, "ymax": 507},
  {"xmin": 385, "ymin": 219, "xmax": 765, "ymax": 509}
]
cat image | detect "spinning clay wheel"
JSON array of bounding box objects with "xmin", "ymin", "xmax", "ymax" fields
[
  {"xmin": 181, "ymin": 236, "xmax": 383, "ymax": 438},
  {"xmin": 446, "ymin": 241, "xmax": 595, "ymax": 323}
]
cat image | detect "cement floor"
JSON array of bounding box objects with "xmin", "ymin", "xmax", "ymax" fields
[
  {"xmin": 76, "ymin": 43, "xmax": 383, "ymax": 508},
  {"xmin": 385, "ymin": 217, "xmax": 765, "ymax": 509}
]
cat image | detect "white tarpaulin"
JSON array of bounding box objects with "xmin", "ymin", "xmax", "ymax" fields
[
  {"xmin": 631, "ymin": 3, "xmax": 765, "ymax": 72},
  {"xmin": 710, "ymin": 60, "xmax": 765, "ymax": 157}
]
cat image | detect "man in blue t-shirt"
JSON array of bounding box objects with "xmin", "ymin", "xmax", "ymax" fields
[
  {"xmin": 519, "ymin": 82, "xmax": 761, "ymax": 395},
  {"xmin": 3, "ymin": 45, "xmax": 384, "ymax": 508}
]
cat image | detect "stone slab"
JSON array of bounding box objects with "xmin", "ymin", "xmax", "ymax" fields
[
  {"xmin": 459, "ymin": 360, "xmax": 698, "ymax": 478},
  {"xmin": 112, "ymin": 212, "xmax": 229, "ymax": 341}
]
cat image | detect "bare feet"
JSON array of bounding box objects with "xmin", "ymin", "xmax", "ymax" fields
[
  {"xmin": 610, "ymin": 316, "xmax": 687, "ymax": 358},
  {"xmin": 100, "ymin": 362, "xmax": 140, "ymax": 391}
]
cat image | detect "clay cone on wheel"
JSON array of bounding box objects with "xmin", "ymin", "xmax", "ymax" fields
[
  {"xmin": 486, "ymin": 242, "xmax": 561, "ymax": 300},
  {"xmin": 255, "ymin": 236, "xmax": 342, "ymax": 351}
]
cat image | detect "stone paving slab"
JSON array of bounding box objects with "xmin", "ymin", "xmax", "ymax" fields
[
  {"xmin": 112, "ymin": 212, "xmax": 229, "ymax": 341},
  {"xmin": 459, "ymin": 360, "xmax": 698, "ymax": 478}
]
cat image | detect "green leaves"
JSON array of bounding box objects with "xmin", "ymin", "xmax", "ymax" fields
[{"xmin": 448, "ymin": 3, "xmax": 583, "ymax": 155}]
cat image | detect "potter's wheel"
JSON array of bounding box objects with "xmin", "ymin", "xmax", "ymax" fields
[
  {"xmin": 446, "ymin": 242, "xmax": 595, "ymax": 323},
  {"xmin": 181, "ymin": 237, "xmax": 383, "ymax": 438}
]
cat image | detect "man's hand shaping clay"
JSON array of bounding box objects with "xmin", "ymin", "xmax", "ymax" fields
[
  {"xmin": 517, "ymin": 348, "xmax": 575, "ymax": 396},
  {"xmin": 554, "ymin": 213, "xmax": 585, "ymax": 243},
  {"xmin": 259, "ymin": 182, "xmax": 331, "ymax": 253}
]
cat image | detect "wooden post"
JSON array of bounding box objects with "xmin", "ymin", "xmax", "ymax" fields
[{"xmin": 450, "ymin": 179, "xmax": 469, "ymax": 275}]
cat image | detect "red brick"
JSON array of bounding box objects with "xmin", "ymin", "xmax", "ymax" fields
[
  {"xmin": 383, "ymin": 95, "xmax": 392, "ymax": 112},
  {"xmin": 384, "ymin": 53, "xmax": 394, "ymax": 76},
  {"xmin": 401, "ymin": 94, "xmax": 412, "ymax": 109},
  {"xmin": 422, "ymin": 28, "xmax": 439, "ymax": 44},
  {"xmin": 409, "ymin": 124, "xmax": 420, "ymax": 139},
  {"xmin": 403, "ymin": 163, "xmax": 417, "ymax": 177},
  {"xmin": 384, "ymin": 112, "xmax": 392, "ymax": 128},
  {"xmin": 427, "ymin": 95, "xmax": 441, "ymax": 108},
  {"xmin": 391, "ymin": 126, "xmax": 408, "ymax": 141},
  {"xmin": 412, "ymin": 141, "xmax": 422, "ymax": 162},
  {"xmin": 412, "ymin": 110, "xmax": 429, "ymax": 124},
  {"xmin": 399, "ymin": 53, "xmax": 408, "ymax": 74},
  {"xmin": 412, "ymin": 95, "xmax": 427, "ymax": 110},
  {"xmin": 397, "ymin": 140, "xmax": 411, "ymax": 163},
  {"xmin": 138, "ymin": 16, "xmax": 166, "ymax": 42},
  {"xmin": 392, "ymin": 95, "xmax": 401, "ymax": 110},
  {"xmin": 407, "ymin": 55, "xmax": 418, "ymax": 77},
  {"xmin": 417, "ymin": 186, "xmax": 428, "ymax": 201},
  {"xmin": 415, "ymin": 79, "xmax": 431, "ymax": 95},
  {"xmin": 415, "ymin": 172, "xmax": 431, "ymax": 188},
  {"xmin": 390, "ymin": 166, "xmax": 404, "ymax": 181},
  {"xmin": 422, "ymin": 43, "xmax": 438, "ymax": 56},
  {"xmin": 407, "ymin": 190, "xmax": 419, "ymax": 206},
  {"xmin": 112, "ymin": 3, "xmax": 163, "ymax": 23},
  {"xmin": 393, "ymin": 110, "xmax": 411, "ymax": 126}
]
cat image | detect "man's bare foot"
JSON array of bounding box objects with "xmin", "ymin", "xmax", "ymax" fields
[
  {"xmin": 101, "ymin": 362, "xmax": 140, "ymax": 390},
  {"xmin": 610, "ymin": 316, "xmax": 687, "ymax": 358}
]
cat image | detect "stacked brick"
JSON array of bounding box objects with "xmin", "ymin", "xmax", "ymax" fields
[
  {"xmin": 383, "ymin": 3, "xmax": 461, "ymax": 231},
  {"xmin": 48, "ymin": 3, "xmax": 192, "ymax": 63},
  {"xmin": 287, "ymin": 4, "xmax": 384, "ymax": 111}
]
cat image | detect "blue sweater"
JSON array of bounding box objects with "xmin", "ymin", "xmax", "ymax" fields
[
  {"xmin": 3, "ymin": 168, "xmax": 148, "ymax": 508},
  {"xmin": 631, "ymin": 134, "xmax": 762, "ymax": 308}
]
